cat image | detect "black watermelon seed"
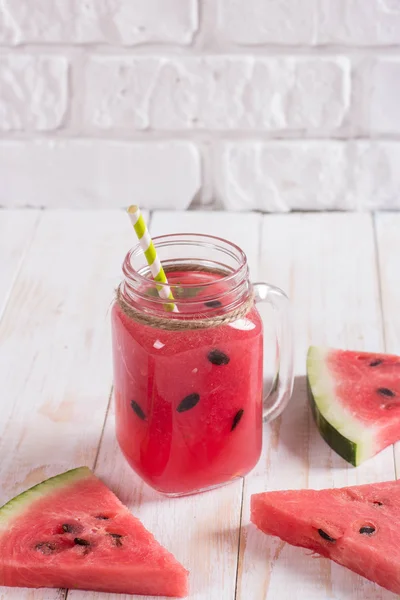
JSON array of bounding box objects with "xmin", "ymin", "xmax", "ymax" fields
[
  {"xmin": 318, "ymin": 529, "xmax": 336, "ymax": 543},
  {"xmin": 359, "ymin": 525, "xmax": 376, "ymax": 535},
  {"xmin": 74, "ymin": 538, "xmax": 90, "ymax": 547},
  {"xmin": 177, "ymin": 393, "xmax": 200, "ymax": 413},
  {"xmin": 131, "ymin": 400, "xmax": 146, "ymax": 421},
  {"xmin": 35, "ymin": 542, "xmax": 56, "ymax": 555},
  {"xmin": 95, "ymin": 515, "xmax": 109, "ymax": 520},
  {"xmin": 373, "ymin": 501, "xmax": 383, "ymax": 506},
  {"xmin": 378, "ymin": 388, "xmax": 396, "ymax": 398},
  {"xmin": 231, "ymin": 409, "xmax": 244, "ymax": 431},
  {"xmin": 62, "ymin": 523, "xmax": 79, "ymax": 534},
  {"xmin": 370, "ymin": 359, "xmax": 383, "ymax": 367},
  {"xmin": 204, "ymin": 300, "xmax": 222, "ymax": 308},
  {"xmin": 108, "ymin": 533, "xmax": 123, "ymax": 547},
  {"xmin": 207, "ymin": 349, "xmax": 230, "ymax": 366}
]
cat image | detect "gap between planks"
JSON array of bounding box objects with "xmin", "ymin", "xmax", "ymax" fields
[
  {"xmin": 234, "ymin": 215, "xmax": 265, "ymax": 600},
  {"xmin": 374, "ymin": 212, "xmax": 400, "ymax": 483},
  {"xmin": 372, "ymin": 214, "xmax": 395, "ymax": 481},
  {"xmin": 64, "ymin": 210, "xmax": 154, "ymax": 600}
]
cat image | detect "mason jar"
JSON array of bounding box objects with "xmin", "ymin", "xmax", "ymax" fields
[{"xmin": 112, "ymin": 234, "xmax": 293, "ymax": 496}]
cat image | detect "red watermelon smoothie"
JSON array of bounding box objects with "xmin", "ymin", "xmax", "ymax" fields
[{"xmin": 112, "ymin": 268, "xmax": 263, "ymax": 496}]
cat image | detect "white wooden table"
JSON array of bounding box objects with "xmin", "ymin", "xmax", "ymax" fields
[{"xmin": 0, "ymin": 209, "xmax": 399, "ymax": 600}]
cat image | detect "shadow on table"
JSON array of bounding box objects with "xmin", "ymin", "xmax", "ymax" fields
[{"xmin": 267, "ymin": 374, "xmax": 350, "ymax": 472}]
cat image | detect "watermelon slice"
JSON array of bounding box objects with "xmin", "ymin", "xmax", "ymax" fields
[
  {"xmin": 0, "ymin": 467, "xmax": 188, "ymax": 597},
  {"xmin": 251, "ymin": 480, "xmax": 400, "ymax": 595},
  {"xmin": 307, "ymin": 346, "xmax": 400, "ymax": 466}
]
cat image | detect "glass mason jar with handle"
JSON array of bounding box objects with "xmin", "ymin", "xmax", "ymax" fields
[{"xmin": 111, "ymin": 234, "xmax": 294, "ymax": 496}]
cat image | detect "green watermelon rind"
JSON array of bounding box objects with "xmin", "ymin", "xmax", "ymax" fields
[
  {"xmin": 307, "ymin": 346, "xmax": 376, "ymax": 467},
  {"xmin": 0, "ymin": 467, "xmax": 91, "ymax": 530}
]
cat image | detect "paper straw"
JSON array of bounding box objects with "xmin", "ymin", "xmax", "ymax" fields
[{"xmin": 127, "ymin": 205, "xmax": 177, "ymax": 312}]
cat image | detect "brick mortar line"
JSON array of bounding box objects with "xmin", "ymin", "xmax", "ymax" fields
[
  {"xmin": 1, "ymin": 45, "xmax": 400, "ymax": 56},
  {"xmin": 1, "ymin": 135, "xmax": 400, "ymax": 142}
]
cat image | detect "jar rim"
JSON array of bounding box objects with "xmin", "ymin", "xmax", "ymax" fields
[{"xmin": 123, "ymin": 232, "xmax": 248, "ymax": 293}]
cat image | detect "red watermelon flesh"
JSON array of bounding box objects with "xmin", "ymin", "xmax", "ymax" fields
[
  {"xmin": 307, "ymin": 346, "xmax": 400, "ymax": 465},
  {"xmin": 0, "ymin": 467, "xmax": 188, "ymax": 597},
  {"xmin": 251, "ymin": 480, "xmax": 400, "ymax": 595}
]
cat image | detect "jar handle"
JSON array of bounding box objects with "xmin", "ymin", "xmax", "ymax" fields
[{"xmin": 253, "ymin": 283, "xmax": 294, "ymax": 421}]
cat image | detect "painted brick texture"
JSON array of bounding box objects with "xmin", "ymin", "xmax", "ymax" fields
[{"xmin": 0, "ymin": 0, "xmax": 399, "ymax": 211}]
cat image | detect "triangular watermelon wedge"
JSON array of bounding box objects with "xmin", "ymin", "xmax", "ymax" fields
[
  {"xmin": 251, "ymin": 480, "xmax": 400, "ymax": 595},
  {"xmin": 0, "ymin": 467, "xmax": 188, "ymax": 597},
  {"xmin": 307, "ymin": 346, "xmax": 400, "ymax": 465}
]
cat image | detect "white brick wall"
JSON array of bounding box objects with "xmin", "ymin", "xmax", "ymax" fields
[
  {"xmin": 0, "ymin": 56, "xmax": 68, "ymax": 131},
  {"xmin": 0, "ymin": 141, "xmax": 200, "ymax": 208},
  {"xmin": 0, "ymin": 0, "xmax": 399, "ymax": 211}
]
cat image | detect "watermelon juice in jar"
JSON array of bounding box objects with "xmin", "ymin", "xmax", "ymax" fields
[{"xmin": 112, "ymin": 234, "xmax": 294, "ymax": 496}]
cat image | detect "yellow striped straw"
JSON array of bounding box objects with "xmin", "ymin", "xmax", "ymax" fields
[{"xmin": 127, "ymin": 205, "xmax": 177, "ymax": 312}]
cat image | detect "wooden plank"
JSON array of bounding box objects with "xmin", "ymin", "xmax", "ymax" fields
[
  {"xmin": 70, "ymin": 211, "xmax": 262, "ymax": 600},
  {"xmin": 0, "ymin": 209, "xmax": 40, "ymax": 319},
  {"xmin": 375, "ymin": 213, "xmax": 400, "ymax": 472},
  {"xmin": 237, "ymin": 213, "xmax": 395, "ymax": 600},
  {"xmin": 0, "ymin": 209, "xmax": 139, "ymax": 600},
  {"xmin": 375, "ymin": 213, "xmax": 400, "ymax": 355}
]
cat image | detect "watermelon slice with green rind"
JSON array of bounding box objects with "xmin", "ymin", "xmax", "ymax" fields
[
  {"xmin": 307, "ymin": 346, "xmax": 400, "ymax": 466},
  {"xmin": 251, "ymin": 480, "xmax": 400, "ymax": 595},
  {"xmin": 0, "ymin": 467, "xmax": 188, "ymax": 597}
]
